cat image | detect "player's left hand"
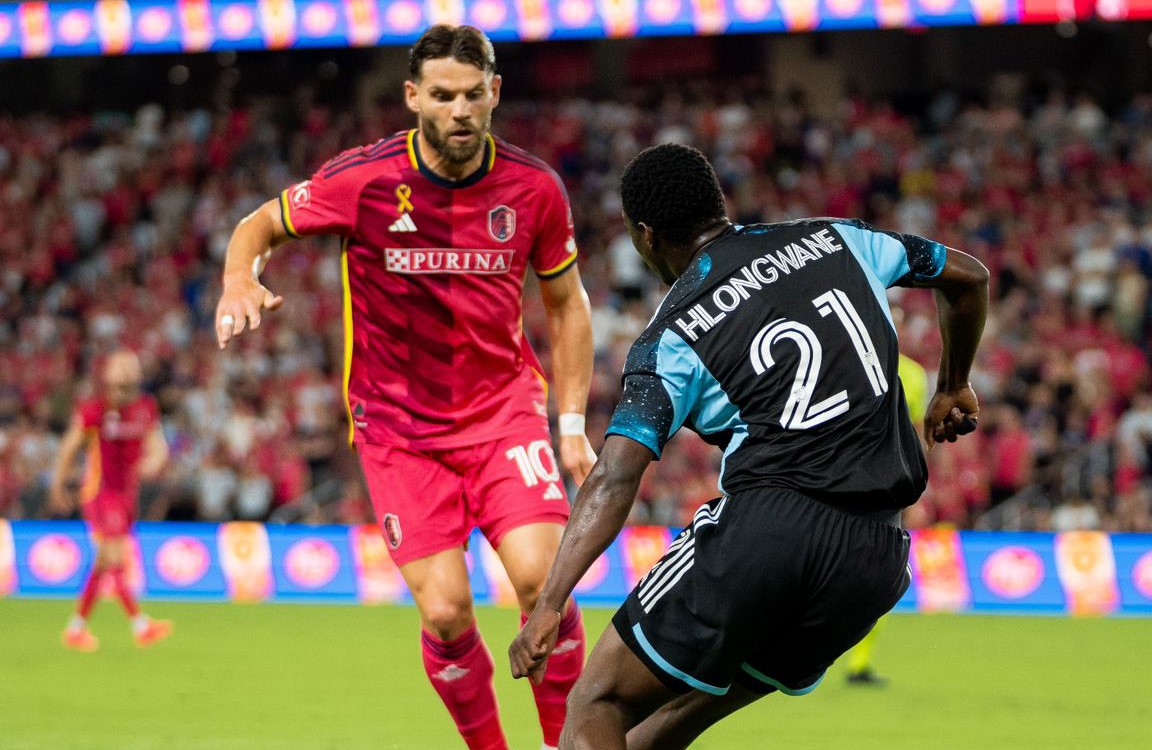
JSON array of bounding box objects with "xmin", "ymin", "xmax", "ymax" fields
[
  {"xmin": 559, "ymin": 434, "xmax": 597, "ymax": 486},
  {"xmin": 509, "ymin": 606, "xmax": 561, "ymax": 685}
]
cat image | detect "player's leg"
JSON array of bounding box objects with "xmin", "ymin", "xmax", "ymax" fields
[
  {"xmin": 97, "ymin": 527, "xmax": 173, "ymax": 647},
  {"xmin": 400, "ymin": 548, "xmax": 507, "ymax": 750},
  {"xmin": 63, "ymin": 530, "xmax": 108, "ymax": 651},
  {"xmin": 624, "ymin": 685, "xmax": 764, "ymax": 750},
  {"xmin": 496, "ymin": 523, "xmax": 585, "ymax": 750},
  {"xmin": 845, "ymin": 617, "xmax": 887, "ymax": 685},
  {"xmin": 466, "ymin": 429, "xmax": 578, "ymax": 750},
  {"xmin": 361, "ymin": 443, "xmax": 507, "ymax": 750},
  {"xmin": 560, "ymin": 622, "xmax": 680, "ymax": 749}
]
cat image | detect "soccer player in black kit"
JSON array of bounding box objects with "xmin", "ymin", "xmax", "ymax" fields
[{"xmin": 510, "ymin": 143, "xmax": 989, "ymax": 750}]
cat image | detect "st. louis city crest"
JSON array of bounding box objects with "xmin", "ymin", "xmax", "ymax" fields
[{"xmin": 488, "ymin": 205, "xmax": 516, "ymax": 242}]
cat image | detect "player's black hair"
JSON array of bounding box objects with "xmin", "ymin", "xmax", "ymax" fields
[
  {"xmin": 409, "ymin": 25, "xmax": 497, "ymax": 81},
  {"xmin": 620, "ymin": 144, "xmax": 727, "ymax": 246}
]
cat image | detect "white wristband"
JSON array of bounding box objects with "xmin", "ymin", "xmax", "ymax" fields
[{"xmin": 558, "ymin": 412, "xmax": 586, "ymax": 436}]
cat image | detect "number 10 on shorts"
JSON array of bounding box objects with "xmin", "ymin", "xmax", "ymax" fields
[{"xmin": 505, "ymin": 440, "xmax": 561, "ymax": 488}]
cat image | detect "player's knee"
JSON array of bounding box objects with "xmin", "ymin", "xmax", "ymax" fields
[
  {"xmin": 420, "ymin": 600, "xmax": 476, "ymax": 640},
  {"xmin": 566, "ymin": 671, "xmax": 612, "ymax": 714},
  {"xmin": 513, "ymin": 579, "xmax": 546, "ymax": 613}
]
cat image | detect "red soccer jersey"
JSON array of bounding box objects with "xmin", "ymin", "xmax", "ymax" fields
[
  {"xmin": 76, "ymin": 394, "xmax": 159, "ymax": 498},
  {"xmin": 280, "ymin": 130, "xmax": 579, "ymax": 449}
]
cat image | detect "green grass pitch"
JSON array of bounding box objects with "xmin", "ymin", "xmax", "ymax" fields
[{"xmin": 1, "ymin": 600, "xmax": 1149, "ymax": 749}]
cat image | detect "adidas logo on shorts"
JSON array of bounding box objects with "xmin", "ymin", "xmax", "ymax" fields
[{"xmin": 543, "ymin": 483, "xmax": 564, "ymax": 500}]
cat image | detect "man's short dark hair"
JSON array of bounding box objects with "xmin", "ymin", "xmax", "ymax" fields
[
  {"xmin": 620, "ymin": 144, "xmax": 726, "ymax": 245},
  {"xmin": 409, "ymin": 25, "xmax": 497, "ymax": 81}
]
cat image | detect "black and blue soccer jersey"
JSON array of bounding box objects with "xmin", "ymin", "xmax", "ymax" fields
[{"xmin": 607, "ymin": 218, "xmax": 947, "ymax": 512}]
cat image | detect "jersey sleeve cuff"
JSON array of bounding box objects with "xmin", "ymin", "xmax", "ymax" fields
[
  {"xmin": 912, "ymin": 242, "xmax": 948, "ymax": 282},
  {"xmin": 279, "ymin": 190, "xmax": 303, "ymax": 239},
  {"xmin": 535, "ymin": 251, "xmax": 578, "ymax": 279},
  {"xmin": 605, "ymin": 425, "xmax": 663, "ymax": 459}
]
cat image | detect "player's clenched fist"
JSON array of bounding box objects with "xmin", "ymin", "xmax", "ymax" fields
[
  {"xmin": 215, "ymin": 275, "xmax": 284, "ymax": 350},
  {"xmin": 509, "ymin": 607, "xmax": 561, "ymax": 686},
  {"xmin": 923, "ymin": 384, "xmax": 980, "ymax": 450}
]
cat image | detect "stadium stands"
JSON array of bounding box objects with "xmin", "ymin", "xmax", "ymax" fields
[{"xmin": 1, "ymin": 69, "xmax": 1150, "ymax": 532}]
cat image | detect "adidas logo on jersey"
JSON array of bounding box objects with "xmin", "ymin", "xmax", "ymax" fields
[
  {"xmin": 543, "ymin": 483, "xmax": 564, "ymax": 500},
  {"xmin": 388, "ymin": 213, "xmax": 417, "ymax": 232}
]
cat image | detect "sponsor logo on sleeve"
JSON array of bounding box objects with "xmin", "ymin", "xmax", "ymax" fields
[{"xmin": 290, "ymin": 180, "xmax": 312, "ymax": 209}]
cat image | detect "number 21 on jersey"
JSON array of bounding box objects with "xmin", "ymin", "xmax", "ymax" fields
[{"xmin": 750, "ymin": 288, "xmax": 888, "ymax": 431}]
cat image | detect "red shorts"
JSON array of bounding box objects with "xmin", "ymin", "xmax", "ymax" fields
[
  {"xmin": 82, "ymin": 490, "xmax": 136, "ymax": 538},
  {"xmin": 359, "ymin": 425, "xmax": 570, "ymax": 567}
]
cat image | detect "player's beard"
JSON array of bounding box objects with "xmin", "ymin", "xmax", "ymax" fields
[{"xmin": 420, "ymin": 113, "xmax": 490, "ymax": 165}]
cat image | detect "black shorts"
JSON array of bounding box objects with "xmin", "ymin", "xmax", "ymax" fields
[{"xmin": 612, "ymin": 488, "xmax": 910, "ymax": 697}]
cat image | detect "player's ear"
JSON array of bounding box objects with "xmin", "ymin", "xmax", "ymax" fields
[
  {"xmin": 638, "ymin": 222, "xmax": 656, "ymax": 253},
  {"xmin": 489, "ymin": 74, "xmax": 502, "ymax": 108},
  {"xmin": 404, "ymin": 80, "xmax": 420, "ymax": 114}
]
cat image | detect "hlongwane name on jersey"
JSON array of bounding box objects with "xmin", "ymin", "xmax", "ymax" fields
[{"xmin": 675, "ymin": 227, "xmax": 845, "ymax": 342}]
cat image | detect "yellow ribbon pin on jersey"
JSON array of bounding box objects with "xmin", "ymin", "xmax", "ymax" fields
[{"xmin": 396, "ymin": 184, "xmax": 414, "ymax": 214}]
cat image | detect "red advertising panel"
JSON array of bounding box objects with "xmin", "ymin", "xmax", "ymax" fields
[{"xmin": 909, "ymin": 528, "xmax": 971, "ymax": 612}]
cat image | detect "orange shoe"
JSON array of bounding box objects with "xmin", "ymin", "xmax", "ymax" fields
[
  {"xmin": 134, "ymin": 619, "xmax": 173, "ymax": 648},
  {"xmin": 62, "ymin": 627, "xmax": 99, "ymax": 652}
]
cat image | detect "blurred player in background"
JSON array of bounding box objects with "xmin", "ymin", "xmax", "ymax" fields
[
  {"xmin": 510, "ymin": 144, "xmax": 988, "ymax": 749},
  {"xmin": 50, "ymin": 350, "xmax": 172, "ymax": 651},
  {"xmin": 215, "ymin": 25, "xmax": 595, "ymax": 750},
  {"xmin": 844, "ymin": 348, "xmax": 929, "ymax": 686}
]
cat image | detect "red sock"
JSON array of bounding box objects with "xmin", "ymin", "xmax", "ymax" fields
[
  {"xmin": 108, "ymin": 566, "xmax": 140, "ymax": 618},
  {"xmin": 421, "ymin": 626, "xmax": 507, "ymax": 750},
  {"xmin": 77, "ymin": 568, "xmax": 104, "ymax": 620},
  {"xmin": 524, "ymin": 602, "xmax": 586, "ymax": 747}
]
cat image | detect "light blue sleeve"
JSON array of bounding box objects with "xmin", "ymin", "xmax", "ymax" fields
[
  {"xmin": 830, "ymin": 219, "xmax": 947, "ymax": 288},
  {"xmin": 606, "ymin": 330, "xmax": 696, "ymax": 458}
]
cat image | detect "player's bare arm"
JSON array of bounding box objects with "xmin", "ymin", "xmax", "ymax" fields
[
  {"xmin": 916, "ymin": 248, "xmax": 989, "ymax": 450},
  {"xmin": 137, "ymin": 423, "xmax": 169, "ymax": 481},
  {"xmin": 540, "ymin": 266, "xmax": 598, "ymax": 484},
  {"xmin": 215, "ymin": 199, "xmax": 293, "ymax": 349},
  {"xmin": 510, "ymin": 436, "xmax": 652, "ymax": 683},
  {"xmin": 48, "ymin": 415, "xmax": 87, "ymax": 515}
]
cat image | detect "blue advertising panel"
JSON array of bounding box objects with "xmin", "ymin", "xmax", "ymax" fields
[
  {"xmin": 0, "ymin": 0, "xmax": 1086, "ymax": 60},
  {"xmin": 267, "ymin": 524, "xmax": 359, "ymax": 602},
  {"xmin": 2, "ymin": 521, "xmax": 1151, "ymax": 616},
  {"xmin": 962, "ymin": 531, "xmax": 1065, "ymax": 614},
  {"xmin": 11, "ymin": 521, "xmax": 92, "ymax": 598},
  {"xmin": 1113, "ymin": 533, "xmax": 1152, "ymax": 615},
  {"xmin": 137, "ymin": 521, "xmax": 228, "ymax": 601}
]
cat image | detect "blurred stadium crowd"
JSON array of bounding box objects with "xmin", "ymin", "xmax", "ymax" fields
[{"xmin": 2, "ymin": 68, "xmax": 1152, "ymax": 533}]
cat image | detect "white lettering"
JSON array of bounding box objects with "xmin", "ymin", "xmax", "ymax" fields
[
  {"xmin": 675, "ymin": 308, "xmax": 711, "ymax": 342},
  {"xmin": 814, "ymin": 228, "xmax": 843, "ymax": 254},
  {"xmin": 750, "ymin": 258, "xmax": 778, "ymax": 284},
  {"xmin": 730, "ymin": 266, "xmax": 763, "ymax": 298},
  {"xmin": 795, "ymin": 241, "xmax": 822, "ymax": 263},
  {"xmin": 713, "ymin": 285, "xmax": 741, "ymax": 312},
  {"xmin": 382, "ymin": 248, "xmax": 514, "ymax": 275}
]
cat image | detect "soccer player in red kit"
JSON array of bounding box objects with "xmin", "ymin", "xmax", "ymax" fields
[
  {"xmin": 50, "ymin": 350, "xmax": 172, "ymax": 651},
  {"xmin": 214, "ymin": 25, "xmax": 595, "ymax": 750}
]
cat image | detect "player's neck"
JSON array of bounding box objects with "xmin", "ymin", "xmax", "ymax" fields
[
  {"xmin": 673, "ymin": 221, "xmax": 732, "ymax": 278},
  {"xmin": 414, "ymin": 130, "xmax": 486, "ymax": 183}
]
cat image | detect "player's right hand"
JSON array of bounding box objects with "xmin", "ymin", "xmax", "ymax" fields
[
  {"xmin": 215, "ymin": 276, "xmax": 284, "ymax": 349},
  {"xmin": 509, "ymin": 606, "xmax": 561, "ymax": 686},
  {"xmin": 923, "ymin": 384, "xmax": 980, "ymax": 451}
]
